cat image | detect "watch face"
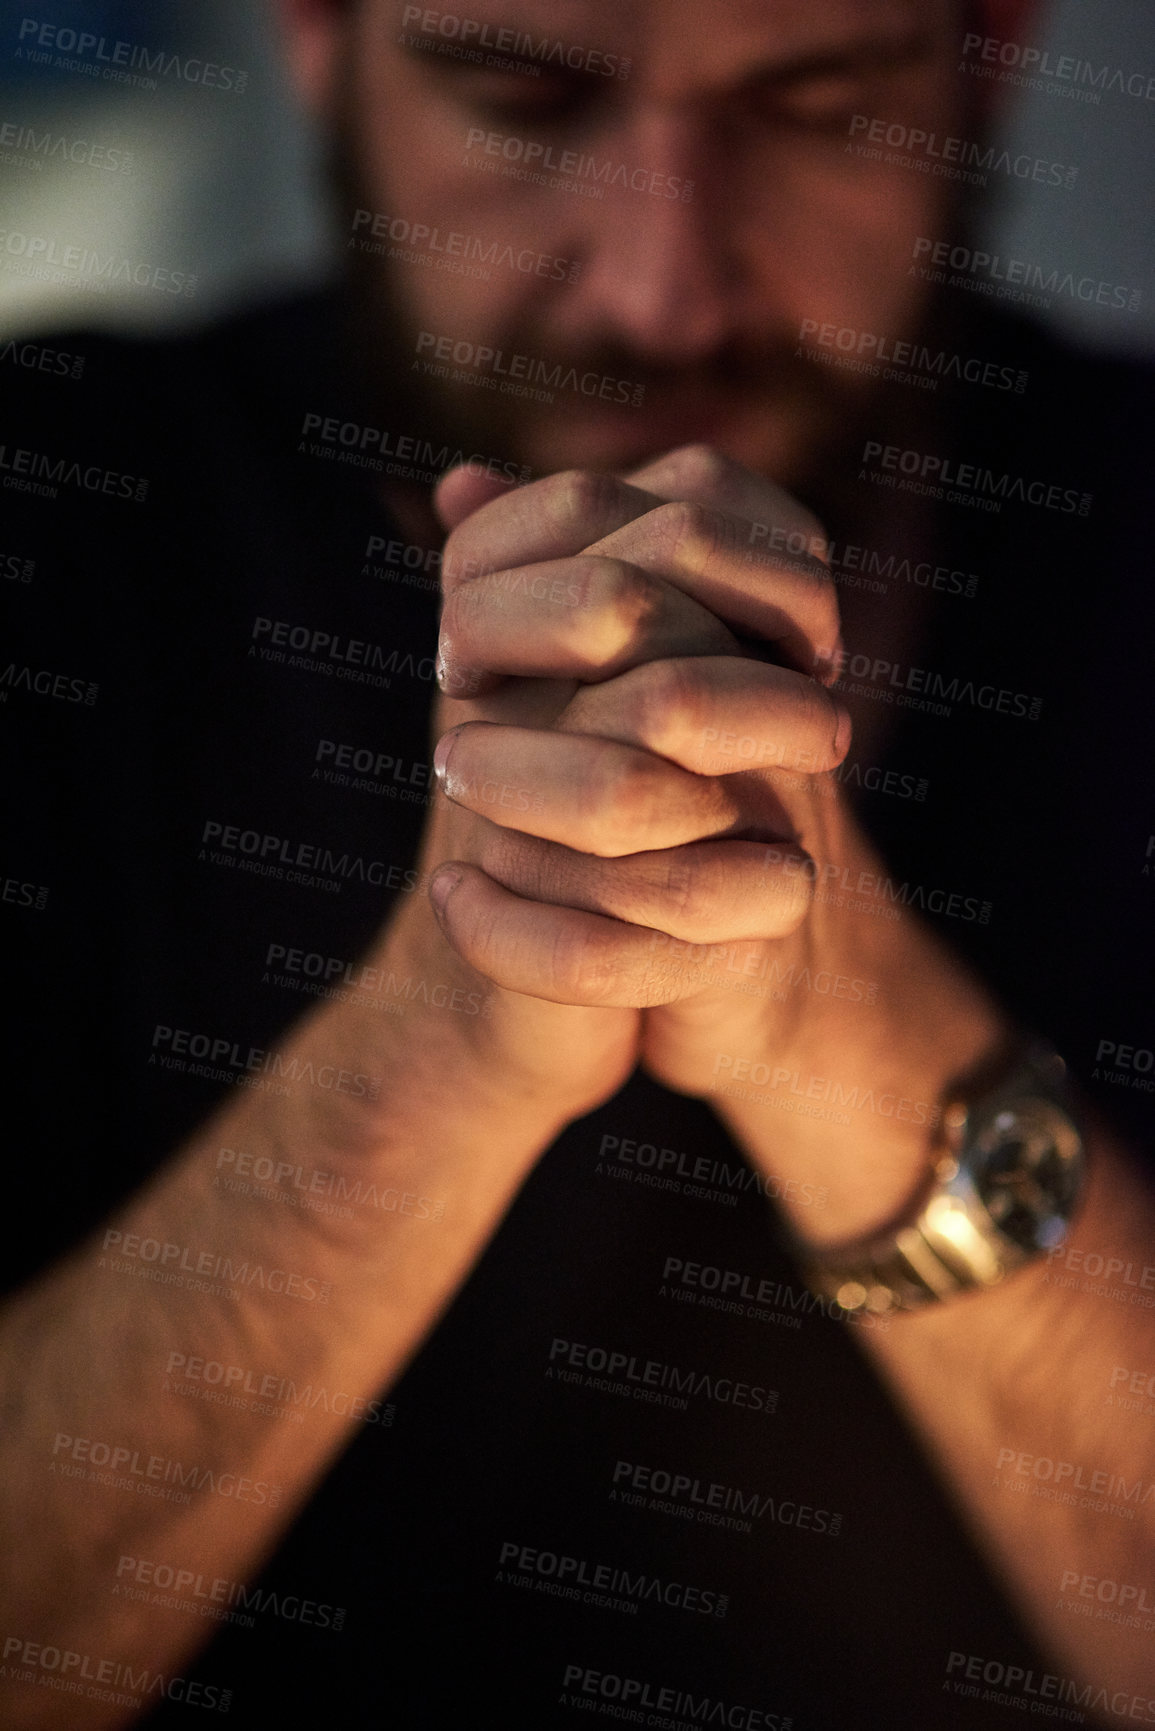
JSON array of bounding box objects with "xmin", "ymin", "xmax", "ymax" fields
[{"xmin": 969, "ymin": 1098, "xmax": 1084, "ymax": 1252}]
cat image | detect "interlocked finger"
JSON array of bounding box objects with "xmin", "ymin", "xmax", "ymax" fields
[
  {"xmin": 437, "ymin": 556, "xmax": 738, "ymax": 698},
  {"xmin": 433, "ymin": 722, "xmax": 750, "ymax": 856},
  {"xmin": 473, "ymin": 823, "xmax": 813, "ymax": 945},
  {"xmin": 557, "ymin": 655, "xmax": 851, "ymax": 777}
]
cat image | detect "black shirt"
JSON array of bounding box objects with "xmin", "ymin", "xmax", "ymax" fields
[{"xmin": 2, "ymin": 293, "xmax": 1152, "ymax": 1728}]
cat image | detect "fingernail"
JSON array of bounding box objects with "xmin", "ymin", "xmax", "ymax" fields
[
  {"xmin": 833, "ymin": 705, "xmax": 852, "ymax": 760},
  {"xmin": 429, "ymin": 867, "xmax": 462, "ymax": 915},
  {"xmin": 433, "ymin": 732, "xmax": 455, "ymax": 780},
  {"xmin": 815, "ymin": 640, "xmax": 844, "ymax": 685}
]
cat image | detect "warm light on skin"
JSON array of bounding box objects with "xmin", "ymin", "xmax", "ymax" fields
[{"xmin": 296, "ymin": 0, "xmax": 968, "ymax": 488}]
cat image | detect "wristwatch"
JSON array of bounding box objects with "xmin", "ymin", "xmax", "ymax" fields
[{"xmin": 801, "ymin": 1044, "xmax": 1086, "ymax": 1315}]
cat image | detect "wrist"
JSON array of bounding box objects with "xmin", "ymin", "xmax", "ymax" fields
[
  {"xmin": 708, "ymin": 952, "xmax": 1014, "ymax": 1248},
  {"xmin": 199, "ymin": 902, "xmax": 626, "ymax": 1268}
]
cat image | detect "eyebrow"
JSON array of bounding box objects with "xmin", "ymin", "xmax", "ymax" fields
[
  {"xmin": 398, "ymin": 19, "xmax": 937, "ymax": 89},
  {"xmin": 398, "ymin": 32, "xmax": 610, "ymax": 81},
  {"xmin": 743, "ymin": 27, "xmax": 939, "ymax": 88}
]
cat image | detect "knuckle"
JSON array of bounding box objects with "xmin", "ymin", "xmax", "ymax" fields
[
  {"xmin": 548, "ymin": 922, "xmax": 619, "ymax": 1004},
  {"xmin": 476, "ymin": 824, "xmax": 532, "ymax": 888},
  {"xmin": 591, "ymin": 560, "xmax": 660, "ymax": 657},
  {"xmin": 438, "ymin": 586, "xmax": 476, "ymax": 656},
  {"xmin": 441, "ymin": 521, "xmax": 485, "ymax": 586},
  {"xmin": 774, "ymin": 865, "xmax": 814, "ymax": 935},
  {"xmin": 596, "ymin": 755, "xmax": 665, "ymax": 854},
  {"xmin": 650, "ymin": 496, "xmax": 714, "ymax": 559},
  {"xmin": 662, "ymin": 443, "xmax": 737, "ymax": 501},
  {"xmin": 547, "ymin": 468, "xmax": 623, "ymax": 535},
  {"xmin": 659, "ymin": 851, "xmax": 711, "ymax": 926},
  {"xmin": 631, "ymin": 658, "xmax": 706, "ymax": 754},
  {"xmin": 463, "ymin": 893, "xmax": 504, "ymax": 977}
]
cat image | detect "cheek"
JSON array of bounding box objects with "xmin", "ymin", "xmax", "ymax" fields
[
  {"xmin": 740, "ymin": 151, "xmax": 952, "ymax": 338},
  {"xmin": 353, "ymin": 83, "xmax": 577, "ymax": 333}
]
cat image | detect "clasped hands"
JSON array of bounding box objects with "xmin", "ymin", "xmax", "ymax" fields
[
  {"xmin": 419, "ymin": 443, "xmax": 1001, "ymax": 1236},
  {"xmin": 428, "ymin": 444, "xmax": 855, "ymax": 1044}
]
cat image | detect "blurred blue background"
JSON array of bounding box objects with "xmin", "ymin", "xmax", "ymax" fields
[{"xmin": 0, "ymin": 0, "xmax": 1152, "ymax": 352}]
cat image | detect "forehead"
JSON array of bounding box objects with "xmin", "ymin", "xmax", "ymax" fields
[{"xmin": 393, "ymin": 0, "xmax": 939, "ymax": 86}]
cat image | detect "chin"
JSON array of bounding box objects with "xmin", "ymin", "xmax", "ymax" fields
[{"xmin": 521, "ymin": 407, "xmax": 815, "ymax": 489}]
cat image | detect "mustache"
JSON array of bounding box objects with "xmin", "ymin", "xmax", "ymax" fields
[{"xmin": 455, "ymin": 335, "xmax": 845, "ymax": 400}]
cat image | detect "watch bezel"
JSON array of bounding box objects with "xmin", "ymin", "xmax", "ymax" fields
[{"xmin": 801, "ymin": 1046, "xmax": 1086, "ymax": 1315}]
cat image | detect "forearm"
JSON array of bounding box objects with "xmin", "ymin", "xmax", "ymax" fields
[
  {"xmin": 863, "ymin": 1128, "xmax": 1155, "ymax": 1711},
  {"xmin": 0, "ymin": 919, "xmax": 588, "ymax": 1729},
  {"xmin": 692, "ymin": 910, "xmax": 1155, "ymax": 1708}
]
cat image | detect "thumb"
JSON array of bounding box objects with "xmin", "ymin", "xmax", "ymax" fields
[{"xmin": 433, "ymin": 463, "xmax": 519, "ymax": 533}]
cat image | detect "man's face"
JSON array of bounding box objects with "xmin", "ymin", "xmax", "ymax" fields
[{"xmin": 328, "ymin": 0, "xmax": 965, "ymax": 489}]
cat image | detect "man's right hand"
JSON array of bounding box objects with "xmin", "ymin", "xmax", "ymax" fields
[
  {"xmin": 386, "ymin": 451, "xmax": 832, "ymax": 1141},
  {"xmin": 378, "ymin": 468, "xmax": 652, "ymax": 1128}
]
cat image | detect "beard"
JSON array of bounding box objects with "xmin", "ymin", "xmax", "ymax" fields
[
  {"xmin": 322, "ymin": 33, "xmax": 983, "ymax": 511},
  {"xmin": 325, "ymin": 128, "xmax": 906, "ymax": 505}
]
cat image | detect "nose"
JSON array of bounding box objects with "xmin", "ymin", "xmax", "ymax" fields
[{"xmin": 563, "ymin": 108, "xmax": 741, "ymax": 363}]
